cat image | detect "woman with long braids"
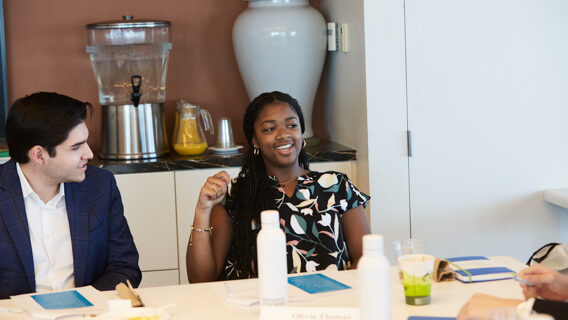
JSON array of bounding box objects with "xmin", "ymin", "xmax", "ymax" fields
[{"xmin": 186, "ymin": 91, "xmax": 371, "ymax": 282}]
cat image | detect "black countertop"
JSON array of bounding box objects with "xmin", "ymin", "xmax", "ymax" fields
[{"xmin": 92, "ymin": 138, "xmax": 357, "ymax": 175}]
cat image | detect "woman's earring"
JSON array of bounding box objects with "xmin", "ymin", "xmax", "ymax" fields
[
  {"xmin": 253, "ymin": 148, "xmax": 260, "ymax": 156},
  {"xmin": 302, "ymin": 139, "xmax": 307, "ymax": 149}
]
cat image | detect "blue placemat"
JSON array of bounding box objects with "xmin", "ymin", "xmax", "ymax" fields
[
  {"xmin": 31, "ymin": 290, "xmax": 93, "ymax": 310},
  {"xmin": 288, "ymin": 273, "xmax": 351, "ymax": 294}
]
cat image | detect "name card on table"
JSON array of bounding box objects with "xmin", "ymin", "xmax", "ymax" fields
[{"xmin": 260, "ymin": 306, "xmax": 359, "ymax": 320}]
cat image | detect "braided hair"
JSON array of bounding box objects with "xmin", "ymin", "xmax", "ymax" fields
[{"xmin": 225, "ymin": 91, "xmax": 310, "ymax": 279}]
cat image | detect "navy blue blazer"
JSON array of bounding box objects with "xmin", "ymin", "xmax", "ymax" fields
[{"xmin": 0, "ymin": 160, "xmax": 141, "ymax": 299}]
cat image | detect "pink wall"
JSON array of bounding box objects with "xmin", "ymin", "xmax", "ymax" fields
[{"xmin": 4, "ymin": 0, "xmax": 325, "ymax": 154}]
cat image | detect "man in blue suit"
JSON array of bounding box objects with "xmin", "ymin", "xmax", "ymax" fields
[{"xmin": 0, "ymin": 92, "xmax": 141, "ymax": 299}]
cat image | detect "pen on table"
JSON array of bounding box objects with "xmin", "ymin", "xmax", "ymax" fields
[
  {"xmin": 513, "ymin": 275, "xmax": 535, "ymax": 287},
  {"xmin": 0, "ymin": 307, "xmax": 23, "ymax": 313}
]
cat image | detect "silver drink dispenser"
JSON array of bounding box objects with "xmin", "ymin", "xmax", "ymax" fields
[{"xmin": 86, "ymin": 16, "xmax": 172, "ymax": 160}]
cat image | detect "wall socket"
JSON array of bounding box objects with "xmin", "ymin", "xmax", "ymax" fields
[
  {"xmin": 327, "ymin": 22, "xmax": 337, "ymax": 51},
  {"xmin": 327, "ymin": 22, "xmax": 349, "ymax": 53}
]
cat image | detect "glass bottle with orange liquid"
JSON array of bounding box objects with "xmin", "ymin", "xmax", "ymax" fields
[{"xmin": 173, "ymin": 101, "xmax": 213, "ymax": 155}]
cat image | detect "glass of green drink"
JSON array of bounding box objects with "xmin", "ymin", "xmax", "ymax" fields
[{"xmin": 398, "ymin": 254, "xmax": 435, "ymax": 305}]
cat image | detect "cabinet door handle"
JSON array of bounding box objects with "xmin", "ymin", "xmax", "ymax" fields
[{"xmin": 407, "ymin": 130, "xmax": 412, "ymax": 157}]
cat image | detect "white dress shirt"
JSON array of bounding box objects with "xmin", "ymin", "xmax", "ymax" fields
[{"xmin": 16, "ymin": 163, "xmax": 75, "ymax": 292}]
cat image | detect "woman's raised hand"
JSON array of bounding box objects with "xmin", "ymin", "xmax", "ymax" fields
[
  {"xmin": 188, "ymin": 170, "xmax": 234, "ymax": 283},
  {"xmin": 196, "ymin": 170, "xmax": 232, "ymax": 212}
]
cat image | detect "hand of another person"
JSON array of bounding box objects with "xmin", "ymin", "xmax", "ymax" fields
[
  {"xmin": 196, "ymin": 171, "xmax": 232, "ymax": 212},
  {"xmin": 519, "ymin": 264, "xmax": 568, "ymax": 301},
  {"xmin": 457, "ymin": 293, "xmax": 522, "ymax": 320}
]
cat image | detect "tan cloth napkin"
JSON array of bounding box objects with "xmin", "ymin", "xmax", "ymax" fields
[{"xmin": 433, "ymin": 258, "xmax": 456, "ymax": 282}]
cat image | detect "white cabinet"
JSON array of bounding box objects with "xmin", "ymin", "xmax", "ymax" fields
[
  {"xmin": 175, "ymin": 167, "xmax": 241, "ymax": 284},
  {"xmin": 322, "ymin": 0, "xmax": 568, "ymax": 264},
  {"xmin": 114, "ymin": 172, "xmax": 179, "ymax": 287},
  {"xmin": 137, "ymin": 270, "xmax": 180, "ymax": 288},
  {"xmin": 310, "ymin": 161, "xmax": 356, "ymax": 184},
  {"xmin": 333, "ymin": 0, "xmax": 568, "ymax": 264},
  {"xmin": 403, "ymin": 0, "xmax": 568, "ymax": 261}
]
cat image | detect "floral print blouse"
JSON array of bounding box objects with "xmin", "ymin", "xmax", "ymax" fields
[{"xmin": 222, "ymin": 171, "xmax": 370, "ymax": 278}]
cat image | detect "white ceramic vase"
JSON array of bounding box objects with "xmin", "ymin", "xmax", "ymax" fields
[{"xmin": 232, "ymin": 0, "xmax": 326, "ymax": 139}]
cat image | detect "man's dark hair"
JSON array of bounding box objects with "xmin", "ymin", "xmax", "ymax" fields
[{"xmin": 6, "ymin": 92, "xmax": 92, "ymax": 163}]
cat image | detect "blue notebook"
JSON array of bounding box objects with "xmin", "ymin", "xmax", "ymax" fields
[{"xmin": 446, "ymin": 256, "xmax": 514, "ymax": 283}]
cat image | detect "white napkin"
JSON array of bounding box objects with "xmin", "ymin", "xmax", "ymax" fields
[
  {"xmin": 218, "ymin": 280, "xmax": 315, "ymax": 307},
  {"xmin": 221, "ymin": 281, "xmax": 259, "ymax": 307}
]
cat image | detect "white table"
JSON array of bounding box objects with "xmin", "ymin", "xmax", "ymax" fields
[{"xmin": 0, "ymin": 256, "xmax": 527, "ymax": 320}]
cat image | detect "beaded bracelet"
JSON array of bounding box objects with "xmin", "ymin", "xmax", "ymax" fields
[{"xmin": 188, "ymin": 225, "xmax": 213, "ymax": 246}]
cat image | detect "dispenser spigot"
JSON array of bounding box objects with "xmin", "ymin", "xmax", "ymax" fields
[{"xmin": 131, "ymin": 75, "xmax": 142, "ymax": 107}]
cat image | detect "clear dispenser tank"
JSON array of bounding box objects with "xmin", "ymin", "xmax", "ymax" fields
[
  {"xmin": 86, "ymin": 16, "xmax": 172, "ymax": 160},
  {"xmin": 87, "ymin": 17, "xmax": 171, "ymax": 105}
]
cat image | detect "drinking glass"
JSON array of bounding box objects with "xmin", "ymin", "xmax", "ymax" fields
[
  {"xmin": 393, "ymin": 239, "xmax": 427, "ymax": 258},
  {"xmin": 398, "ymin": 254, "xmax": 435, "ymax": 305}
]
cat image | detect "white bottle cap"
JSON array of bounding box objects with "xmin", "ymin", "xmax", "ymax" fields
[
  {"xmin": 363, "ymin": 234, "xmax": 384, "ymax": 252},
  {"xmin": 261, "ymin": 210, "xmax": 280, "ymax": 226}
]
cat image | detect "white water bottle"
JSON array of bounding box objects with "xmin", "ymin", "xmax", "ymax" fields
[
  {"xmin": 359, "ymin": 234, "xmax": 391, "ymax": 320},
  {"xmin": 257, "ymin": 210, "xmax": 288, "ymax": 306}
]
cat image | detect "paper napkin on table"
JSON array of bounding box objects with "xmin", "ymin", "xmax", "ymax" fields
[
  {"xmin": 220, "ymin": 281, "xmax": 259, "ymax": 307},
  {"xmin": 217, "ymin": 279, "xmax": 315, "ymax": 307}
]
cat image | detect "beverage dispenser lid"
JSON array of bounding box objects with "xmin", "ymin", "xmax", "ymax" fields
[{"xmin": 86, "ymin": 16, "xmax": 170, "ymax": 29}]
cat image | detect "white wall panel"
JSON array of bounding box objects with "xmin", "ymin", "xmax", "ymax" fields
[{"xmin": 405, "ymin": 0, "xmax": 568, "ymax": 261}]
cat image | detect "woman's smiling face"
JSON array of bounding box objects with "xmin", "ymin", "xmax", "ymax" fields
[{"xmin": 252, "ymin": 101, "xmax": 303, "ymax": 173}]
